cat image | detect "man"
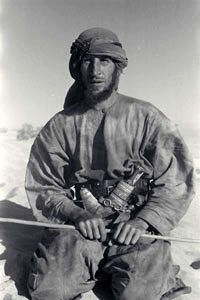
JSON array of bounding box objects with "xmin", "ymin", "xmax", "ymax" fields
[{"xmin": 25, "ymin": 28, "xmax": 194, "ymax": 300}]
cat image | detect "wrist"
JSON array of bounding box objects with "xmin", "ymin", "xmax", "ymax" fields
[
  {"xmin": 60, "ymin": 200, "xmax": 90, "ymax": 223},
  {"xmin": 134, "ymin": 217, "xmax": 149, "ymax": 230}
]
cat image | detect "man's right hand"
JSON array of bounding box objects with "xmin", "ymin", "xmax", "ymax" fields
[{"xmin": 74, "ymin": 211, "xmax": 107, "ymax": 242}]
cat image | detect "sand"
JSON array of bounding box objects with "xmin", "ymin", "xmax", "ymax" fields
[{"xmin": 0, "ymin": 129, "xmax": 199, "ymax": 300}]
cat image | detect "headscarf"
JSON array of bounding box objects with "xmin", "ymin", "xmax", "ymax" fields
[{"xmin": 64, "ymin": 27, "xmax": 128, "ymax": 109}]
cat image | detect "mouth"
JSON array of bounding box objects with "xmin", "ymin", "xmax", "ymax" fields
[
  {"xmin": 89, "ymin": 80, "xmax": 104, "ymax": 84},
  {"xmin": 88, "ymin": 77, "xmax": 104, "ymax": 84}
]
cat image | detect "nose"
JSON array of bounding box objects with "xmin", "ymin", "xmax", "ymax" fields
[{"xmin": 89, "ymin": 58, "xmax": 101, "ymax": 76}]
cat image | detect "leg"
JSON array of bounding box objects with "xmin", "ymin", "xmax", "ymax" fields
[
  {"xmin": 102, "ymin": 238, "xmax": 180, "ymax": 300},
  {"xmin": 27, "ymin": 228, "xmax": 104, "ymax": 300}
]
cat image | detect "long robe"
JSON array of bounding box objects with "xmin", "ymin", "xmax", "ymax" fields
[
  {"xmin": 25, "ymin": 93, "xmax": 194, "ymax": 235},
  {"xmin": 25, "ymin": 93, "xmax": 195, "ymax": 300}
]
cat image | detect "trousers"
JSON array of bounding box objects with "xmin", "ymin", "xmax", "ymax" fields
[{"xmin": 27, "ymin": 227, "xmax": 185, "ymax": 300}]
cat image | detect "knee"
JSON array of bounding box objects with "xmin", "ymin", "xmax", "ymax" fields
[
  {"xmin": 112, "ymin": 275, "xmax": 160, "ymax": 300},
  {"xmin": 27, "ymin": 230, "xmax": 94, "ymax": 300},
  {"xmin": 27, "ymin": 269, "xmax": 79, "ymax": 300},
  {"xmin": 28, "ymin": 286, "xmax": 62, "ymax": 300},
  {"xmin": 27, "ymin": 230, "xmax": 83, "ymax": 300},
  {"xmin": 27, "ymin": 252, "xmax": 65, "ymax": 300}
]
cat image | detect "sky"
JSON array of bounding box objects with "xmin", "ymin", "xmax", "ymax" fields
[{"xmin": 0, "ymin": 0, "xmax": 200, "ymax": 132}]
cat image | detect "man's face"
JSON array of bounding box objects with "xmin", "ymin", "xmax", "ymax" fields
[{"xmin": 80, "ymin": 55, "xmax": 118, "ymax": 101}]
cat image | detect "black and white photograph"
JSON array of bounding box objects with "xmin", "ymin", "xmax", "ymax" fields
[{"xmin": 0, "ymin": 1, "xmax": 199, "ymax": 300}]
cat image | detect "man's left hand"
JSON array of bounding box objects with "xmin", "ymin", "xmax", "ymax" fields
[{"xmin": 112, "ymin": 218, "xmax": 149, "ymax": 245}]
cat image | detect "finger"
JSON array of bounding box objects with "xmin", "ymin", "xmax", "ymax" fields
[
  {"xmin": 131, "ymin": 229, "xmax": 142, "ymax": 245},
  {"xmin": 124, "ymin": 227, "xmax": 136, "ymax": 245},
  {"xmin": 85, "ymin": 220, "xmax": 94, "ymax": 239},
  {"xmin": 98, "ymin": 219, "xmax": 107, "ymax": 241},
  {"xmin": 117, "ymin": 224, "xmax": 132, "ymax": 244},
  {"xmin": 113, "ymin": 222, "xmax": 124, "ymax": 240},
  {"xmin": 79, "ymin": 222, "xmax": 88, "ymax": 238},
  {"xmin": 90, "ymin": 219, "xmax": 101, "ymax": 240}
]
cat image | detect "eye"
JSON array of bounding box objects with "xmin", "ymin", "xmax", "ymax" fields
[
  {"xmin": 82, "ymin": 57, "xmax": 91, "ymax": 64},
  {"xmin": 100, "ymin": 57, "xmax": 110, "ymax": 63}
]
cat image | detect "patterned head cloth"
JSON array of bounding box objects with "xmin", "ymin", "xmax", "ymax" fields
[{"xmin": 64, "ymin": 27, "xmax": 128, "ymax": 108}]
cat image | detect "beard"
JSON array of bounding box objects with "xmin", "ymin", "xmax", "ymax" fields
[{"xmin": 81, "ymin": 67, "xmax": 121, "ymax": 105}]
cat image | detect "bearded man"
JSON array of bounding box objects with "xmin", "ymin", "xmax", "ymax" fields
[{"xmin": 25, "ymin": 28, "xmax": 194, "ymax": 300}]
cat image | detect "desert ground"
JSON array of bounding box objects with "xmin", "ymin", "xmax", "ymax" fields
[{"xmin": 0, "ymin": 128, "xmax": 199, "ymax": 300}]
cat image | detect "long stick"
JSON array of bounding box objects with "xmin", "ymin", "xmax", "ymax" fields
[
  {"xmin": 0, "ymin": 217, "xmax": 200, "ymax": 244},
  {"xmin": 141, "ymin": 233, "xmax": 200, "ymax": 244}
]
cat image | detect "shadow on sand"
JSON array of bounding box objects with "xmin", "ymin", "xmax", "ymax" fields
[
  {"xmin": 93, "ymin": 282, "xmax": 114, "ymax": 300},
  {"xmin": 0, "ymin": 200, "xmax": 43, "ymax": 298}
]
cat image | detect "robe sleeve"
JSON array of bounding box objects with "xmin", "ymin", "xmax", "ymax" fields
[
  {"xmin": 137, "ymin": 112, "xmax": 195, "ymax": 235},
  {"xmin": 25, "ymin": 115, "xmax": 84, "ymax": 224}
]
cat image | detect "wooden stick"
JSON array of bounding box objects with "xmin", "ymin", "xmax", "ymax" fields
[
  {"xmin": 0, "ymin": 217, "xmax": 200, "ymax": 244},
  {"xmin": 0, "ymin": 217, "xmax": 73, "ymax": 229},
  {"xmin": 142, "ymin": 233, "xmax": 200, "ymax": 244}
]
